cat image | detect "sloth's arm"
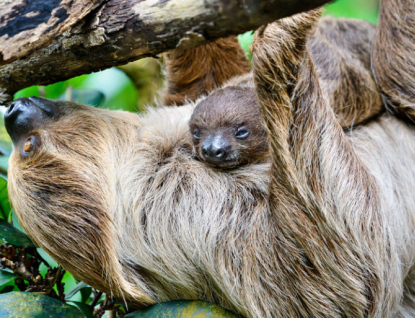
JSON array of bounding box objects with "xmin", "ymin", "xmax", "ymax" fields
[
  {"xmin": 373, "ymin": 0, "xmax": 415, "ymax": 122},
  {"xmin": 163, "ymin": 36, "xmax": 251, "ymax": 105},
  {"xmin": 251, "ymin": 10, "xmax": 397, "ymax": 316}
]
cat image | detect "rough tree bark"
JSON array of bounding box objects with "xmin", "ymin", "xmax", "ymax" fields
[
  {"xmin": 0, "ymin": 0, "xmax": 105, "ymax": 65},
  {"xmin": 0, "ymin": 0, "xmax": 330, "ymax": 103}
]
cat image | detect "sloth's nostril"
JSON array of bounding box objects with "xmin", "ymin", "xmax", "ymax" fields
[
  {"xmin": 5, "ymin": 97, "xmax": 31, "ymax": 118},
  {"xmin": 7, "ymin": 101, "xmax": 15, "ymax": 113}
]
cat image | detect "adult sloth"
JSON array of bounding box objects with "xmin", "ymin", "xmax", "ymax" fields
[{"xmin": 4, "ymin": 1, "xmax": 415, "ymax": 318}]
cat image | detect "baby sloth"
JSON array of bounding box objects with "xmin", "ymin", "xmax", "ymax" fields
[{"xmin": 189, "ymin": 86, "xmax": 268, "ymax": 168}]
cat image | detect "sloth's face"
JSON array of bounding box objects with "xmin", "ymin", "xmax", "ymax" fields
[
  {"xmin": 4, "ymin": 97, "xmax": 142, "ymax": 225},
  {"xmin": 189, "ymin": 87, "xmax": 269, "ymax": 169},
  {"xmin": 3, "ymin": 97, "xmax": 140, "ymax": 292},
  {"xmin": 5, "ymin": 98, "xmax": 124, "ymax": 204},
  {"xmin": 5, "ymin": 98, "xmax": 110, "ymax": 214},
  {"xmin": 190, "ymin": 121, "xmax": 268, "ymax": 168}
]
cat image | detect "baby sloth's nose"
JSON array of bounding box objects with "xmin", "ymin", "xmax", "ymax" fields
[
  {"xmin": 202, "ymin": 136, "xmax": 231, "ymax": 164},
  {"xmin": 203, "ymin": 145, "xmax": 226, "ymax": 159},
  {"xmin": 4, "ymin": 97, "xmax": 54, "ymax": 144}
]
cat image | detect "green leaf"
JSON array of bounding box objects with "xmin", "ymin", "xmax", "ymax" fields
[
  {"xmin": 324, "ymin": 0, "xmax": 379, "ymax": 24},
  {"xmin": 60, "ymin": 89, "xmax": 105, "ymax": 107},
  {"xmin": 124, "ymin": 301, "xmax": 241, "ymax": 318},
  {"xmin": 11, "ymin": 211, "xmax": 26, "ymax": 233},
  {"xmin": 0, "ymin": 155, "xmax": 9, "ymax": 179},
  {"xmin": 0, "ymin": 109, "xmax": 12, "ymax": 156},
  {"xmin": 80, "ymin": 286, "xmax": 92, "ymax": 303},
  {"xmin": 0, "ymin": 292, "xmax": 84, "ymax": 317},
  {"xmin": 13, "ymin": 86, "xmax": 40, "ymax": 100},
  {"xmin": 67, "ymin": 301, "xmax": 94, "ymax": 318},
  {"xmin": 0, "ymin": 269, "xmax": 17, "ymax": 286},
  {"xmin": 0, "ymin": 285, "xmax": 16, "ymax": 294},
  {"xmin": 37, "ymin": 248, "xmax": 58, "ymax": 267},
  {"xmin": 238, "ymin": 31, "xmax": 253, "ymax": 57},
  {"xmin": 63, "ymin": 280, "xmax": 92, "ymax": 304},
  {"xmin": 0, "ymin": 221, "xmax": 35, "ymax": 247},
  {"xmin": 65, "ymin": 281, "xmax": 88, "ymax": 300},
  {"xmin": 67, "ymin": 74, "xmax": 89, "ymax": 88},
  {"xmin": 81, "ymin": 68, "xmax": 137, "ymax": 111},
  {"xmin": 0, "ymin": 269, "xmax": 18, "ymax": 293},
  {"xmin": 0, "ymin": 177, "xmax": 10, "ymax": 221},
  {"xmin": 44, "ymin": 81, "xmax": 68, "ymax": 100}
]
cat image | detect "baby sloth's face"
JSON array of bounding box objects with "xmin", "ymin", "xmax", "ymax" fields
[{"xmin": 189, "ymin": 86, "xmax": 269, "ymax": 169}]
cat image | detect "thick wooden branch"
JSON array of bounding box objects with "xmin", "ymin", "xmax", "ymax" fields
[
  {"xmin": 0, "ymin": 0, "xmax": 104, "ymax": 65},
  {"xmin": 0, "ymin": 0, "xmax": 330, "ymax": 102}
]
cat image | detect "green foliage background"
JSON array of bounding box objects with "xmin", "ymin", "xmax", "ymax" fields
[{"xmin": 0, "ymin": 0, "xmax": 380, "ymax": 316}]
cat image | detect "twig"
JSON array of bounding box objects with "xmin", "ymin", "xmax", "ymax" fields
[{"xmin": 90, "ymin": 290, "xmax": 103, "ymax": 308}]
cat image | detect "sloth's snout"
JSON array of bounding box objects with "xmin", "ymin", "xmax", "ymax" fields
[
  {"xmin": 201, "ymin": 135, "xmax": 231, "ymax": 164},
  {"xmin": 4, "ymin": 97, "xmax": 55, "ymax": 144}
]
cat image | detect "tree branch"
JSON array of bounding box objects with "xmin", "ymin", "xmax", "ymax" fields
[
  {"xmin": 0, "ymin": 0, "xmax": 330, "ymax": 102},
  {"xmin": 0, "ymin": 0, "xmax": 105, "ymax": 65}
]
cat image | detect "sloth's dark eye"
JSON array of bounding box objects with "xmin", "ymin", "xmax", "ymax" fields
[
  {"xmin": 235, "ymin": 127, "xmax": 249, "ymax": 139},
  {"xmin": 24, "ymin": 140, "xmax": 32, "ymax": 152},
  {"xmin": 193, "ymin": 128, "xmax": 201, "ymax": 139},
  {"xmin": 21, "ymin": 136, "xmax": 38, "ymax": 157}
]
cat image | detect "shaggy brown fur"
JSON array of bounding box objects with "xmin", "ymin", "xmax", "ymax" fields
[
  {"xmin": 165, "ymin": 17, "xmax": 383, "ymax": 129},
  {"xmin": 189, "ymin": 86, "xmax": 268, "ymax": 168},
  {"xmin": 5, "ymin": 4, "xmax": 415, "ymax": 318},
  {"xmin": 372, "ymin": 0, "xmax": 415, "ymax": 123},
  {"xmin": 251, "ymin": 11, "xmax": 396, "ymax": 316},
  {"xmin": 310, "ymin": 17, "xmax": 383, "ymax": 127},
  {"xmin": 188, "ymin": 17, "xmax": 381, "ymax": 169},
  {"xmin": 163, "ymin": 36, "xmax": 251, "ymax": 106}
]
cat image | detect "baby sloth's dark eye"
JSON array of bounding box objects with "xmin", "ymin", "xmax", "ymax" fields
[
  {"xmin": 21, "ymin": 136, "xmax": 38, "ymax": 157},
  {"xmin": 235, "ymin": 127, "xmax": 249, "ymax": 139},
  {"xmin": 193, "ymin": 128, "xmax": 201, "ymax": 139}
]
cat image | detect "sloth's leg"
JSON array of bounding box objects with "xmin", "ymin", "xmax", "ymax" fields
[
  {"xmin": 163, "ymin": 36, "xmax": 251, "ymax": 105},
  {"xmin": 372, "ymin": 0, "xmax": 415, "ymax": 123},
  {"xmin": 251, "ymin": 9, "xmax": 400, "ymax": 317}
]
